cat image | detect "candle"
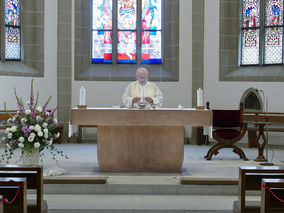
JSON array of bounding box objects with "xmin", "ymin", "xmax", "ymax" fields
[
  {"xmin": 79, "ymin": 86, "xmax": 86, "ymax": 105},
  {"xmin": 197, "ymin": 88, "xmax": 204, "ymax": 106}
]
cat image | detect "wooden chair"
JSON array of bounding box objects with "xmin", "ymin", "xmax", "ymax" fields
[
  {"xmin": 233, "ymin": 166, "xmax": 284, "ymax": 213},
  {"xmin": 261, "ymin": 178, "xmax": 284, "ymax": 213},
  {"xmin": 0, "ymin": 177, "xmax": 27, "ymax": 213},
  {"xmin": 204, "ymin": 106, "xmax": 248, "ymax": 160},
  {"xmin": 0, "ymin": 165, "xmax": 47, "ymax": 213}
]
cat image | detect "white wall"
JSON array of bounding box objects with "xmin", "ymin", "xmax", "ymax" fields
[
  {"xmin": 0, "ymin": 0, "xmax": 58, "ymax": 113},
  {"xmin": 204, "ymin": 0, "xmax": 284, "ymax": 144},
  {"xmin": 204, "ymin": 0, "xmax": 284, "ymax": 111},
  {"xmin": 71, "ymin": 0, "xmax": 193, "ymax": 137}
]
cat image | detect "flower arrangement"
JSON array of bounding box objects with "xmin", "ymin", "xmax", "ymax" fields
[{"xmin": 1, "ymin": 79, "xmax": 68, "ymax": 164}]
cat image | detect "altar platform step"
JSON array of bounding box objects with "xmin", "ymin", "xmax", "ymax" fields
[
  {"xmin": 43, "ymin": 194, "xmax": 256, "ymax": 213},
  {"xmin": 43, "ymin": 176, "xmax": 241, "ymax": 196}
]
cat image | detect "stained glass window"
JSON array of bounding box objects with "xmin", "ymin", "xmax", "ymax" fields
[
  {"xmin": 117, "ymin": 0, "xmax": 137, "ymax": 63},
  {"xmin": 241, "ymin": 29, "xmax": 260, "ymax": 65},
  {"xmin": 141, "ymin": 0, "xmax": 162, "ymax": 63},
  {"xmin": 117, "ymin": 31, "xmax": 136, "ymax": 63},
  {"xmin": 264, "ymin": 0, "xmax": 283, "ymax": 64},
  {"xmin": 92, "ymin": 0, "xmax": 163, "ymax": 64},
  {"xmin": 240, "ymin": 0, "xmax": 284, "ymax": 65},
  {"xmin": 241, "ymin": 0, "xmax": 260, "ymax": 65},
  {"xmin": 5, "ymin": 0, "xmax": 21, "ymax": 60},
  {"xmin": 92, "ymin": 0, "xmax": 113, "ymax": 63}
]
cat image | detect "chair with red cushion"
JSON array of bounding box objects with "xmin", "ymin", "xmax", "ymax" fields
[{"xmin": 204, "ymin": 105, "xmax": 248, "ymax": 160}]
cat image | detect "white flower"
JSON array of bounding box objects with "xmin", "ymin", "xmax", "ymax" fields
[
  {"xmin": 29, "ymin": 126, "xmax": 35, "ymax": 131},
  {"xmin": 36, "ymin": 116, "xmax": 41, "ymax": 121},
  {"xmin": 5, "ymin": 128, "xmax": 11, "ymax": 134},
  {"xmin": 10, "ymin": 126, "xmax": 17, "ymax": 133},
  {"xmin": 7, "ymin": 133, "xmax": 13, "ymax": 139},
  {"xmin": 26, "ymin": 101, "xmax": 30, "ymax": 105},
  {"xmin": 36, "ymin": 106, "xmax": 42, "ymax": 112},
  {"xmin": 42, "ymin": 122, "xmax": 48, "ymax": 128},
  {"xmin": 45, "ymin": 112, "xmax": 50, "ymax": 116},
  {"xmin": 17, "ymin": 111, "xmax": 20, "ymax": 114},
  {"xmin": 2, "ymin": 137, "xmax": 6, "ymax": 141},
  {"xmin": 55, "ymin": 132, "xmax": 60, "ymax": 139},
  {"xmin": 43, "ymin": 128, "xmax": 48, "ymax": 133},
  {"xmin": 34, "ymin": 124, "xmax": 41, "ymax": 132},
  {"xmin": 30, "ymin": 133, "xmax": 36, "ymax": 137},
  {"xmin": 34, "ymin": 142, "xmax": 40, "ymax": 149},
  {"xmin": 6, "ymin": 144, "xmax": 11, "ymax": 149},
  {"xmin": 37, "ymin": 131, "xmax": 43, "ymax": 137},
  {"xmin": 28, "ymin": 135, "xmax": 34, "ymax": 142},
  {"xmin": 21, "ymin": 118, "xmax": 27, "ymax": 123},
  {"xmin": 47, "ymin": 140, "xmax": 53, "ymax": 145},
  {"xmin": 44, "ymin": 133, "xmax": 48, "ymax": 139},
  {"xmin": 18, "ymin": 143, "xmax": 24, "ymax": 148},
  {"xmin": 18, "ymin": 137, "xmax": 25, "ymax": 143},
  {"xmin": 54, "ymin": 119, "xmax": 58, "ymax": 124},
  {"xmin": 7, "ymin": 118, "xmax": 13, "ymax": 123},
  {"xmin": 25, "ymin": 110, "xmax": 31, "ymax": 115}
]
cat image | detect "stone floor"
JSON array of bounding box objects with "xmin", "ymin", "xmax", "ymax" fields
[{"xmin": 1, "ymin": 143, "xmax": 284, "ymax": 212}]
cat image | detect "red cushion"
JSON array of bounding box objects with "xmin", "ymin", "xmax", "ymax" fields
[
  {"xmin": 214, "ymin": 129, "xmax": 240, "ymax": 139},
  {"xmin": 213, "ymin": 110, "xmax": 241, "ymax": 127}
]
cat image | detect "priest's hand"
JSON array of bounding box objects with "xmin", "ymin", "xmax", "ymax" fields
[
  {"xmin": 145, "ymin": 97, "xmax": 153, "ymax": 104},
  {"xmin": 132, "ymin": 97, "xmax": 141, "ymax": 103}
]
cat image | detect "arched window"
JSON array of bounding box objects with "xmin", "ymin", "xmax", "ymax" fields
[
  {"xmin": 92, "ymin": 0, "xmax": 162, "ymax": 64},
  {"xmin": 4, "ymin": 0, "xmax": 21, "ymax": 60},
  {"xmin": 240, "ymin": 0, "xmax": 283, "ymax": 65}
]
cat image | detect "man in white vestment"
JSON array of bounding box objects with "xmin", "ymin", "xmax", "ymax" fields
[{"xmin": 122, "ymin": 67, "xmax": 163, "ymax": 108}]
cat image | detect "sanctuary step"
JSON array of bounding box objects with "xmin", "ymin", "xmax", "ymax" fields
[
  {"xmin": 40, "ymin": 176, "xmax": 260, "ymax": 213},
  {"xmin": 41, "ymin": 194, "xmax": 256, "ymax": 213}
]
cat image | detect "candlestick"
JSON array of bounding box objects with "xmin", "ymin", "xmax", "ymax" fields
[
  {"xmin": 197, "ymin": 88, "xmax": 204, "ymax": 107},
  {"xmin": 79, "ymin": 86, "xmax": 86, "ymax": 105}
]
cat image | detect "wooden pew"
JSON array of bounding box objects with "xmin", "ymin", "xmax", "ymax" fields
[
  {"xmin": 0, "ymin": 177, "xmax": 27, "ymax": 213},
  {"xmin": 244, "ymin": 112, "xmax": 284, "ymax": 148},
  {"xmin": 0, "ymin": 165, "xmax": 47, "ymax": 213},
  {"xmin": 0, "ymin": 195, "xmax": 3, "ymax": 213},
  {"xmin": 261, "ymin": 179, "xmax": 284, "ymax": 213},
  {"xmin": 233, "ymin": 166, "xmax": 284, "ymax": 213}
]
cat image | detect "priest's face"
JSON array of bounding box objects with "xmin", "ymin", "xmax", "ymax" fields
[{"xmin": 136, "ymin": 68, "xmax": 148, "ymax": 86}]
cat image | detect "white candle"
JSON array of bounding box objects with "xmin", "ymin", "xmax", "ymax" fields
[
  {"xmin": 79, "ymin": 86, "xmax": 86, "ymax": 105},
  {"xmin": 197, "ymin": 88, "xmax": 204, "ymax": 106}
]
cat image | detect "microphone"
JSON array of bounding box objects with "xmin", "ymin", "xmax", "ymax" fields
[{"xmin": 257, "ymin": 89, "xmax": 274, "ymax": 166}]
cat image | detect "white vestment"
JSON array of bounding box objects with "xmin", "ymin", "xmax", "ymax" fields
[{"xmin": 122, "ymin": 81, "xmax": 163, "ymax": 108}]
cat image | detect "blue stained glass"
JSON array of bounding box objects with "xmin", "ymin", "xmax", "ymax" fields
[
  {"xmin": 118, "ymin": 0, "xmax": 137, "ymax": 30},
  {"xmin": 5, "ymin": 0, "xmax": 20, "ymax": 26},
  {"xmin": 142, "ymin": 31, "xmax": 161, "ymax": 63},
  {"xmin": 93, "ymin": 0, "xmax": 112, "ymax": 30},
  {"xmin": 117, "ymin": 31, "xmax": 136, "ymax": 63},
  {"xmin": 92, "ymin": 30, "xmax": 112, "ymax": 63},
  {"xmin": 142, "ymin": 0, "xmax": 161, "ymax": 30},
  {"xmin": 242, "ymin": 0, "xmax": 260, "ymax": 28},
  {"xmin": 265, "ymin": 0, "xmax": 283, "ymax": 26}
]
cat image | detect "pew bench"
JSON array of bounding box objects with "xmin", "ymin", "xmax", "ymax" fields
[
  {"xmin": 244, "ymin": 112, "xmax": 284, "ymax": 148},
  {"xmin": 233, "ymin": 166, "xmax": 284, "ymax": 213},
  {"xmin": 0, "ymin": 177, "xmax": 27, "ymax": 213},
  {"xmin": 0, "ymin": 165, "xmax": 47, "ymax": 213},
  {"xmin": 0, "ymin": 195, "xmax": 3, "ymax": 213},
  {"xmin": 261, "ymin": 178, "xmax": 284, "ymax": 213}
]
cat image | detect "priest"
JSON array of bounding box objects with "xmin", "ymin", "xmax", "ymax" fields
[{"xmin": 122, "ymin": 67, "xmax": 163, "ymax": 108}]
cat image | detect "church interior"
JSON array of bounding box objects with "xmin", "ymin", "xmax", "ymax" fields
[{"xmin": 1, "ymin": 0, "xmax": 284, "ymax": 212}]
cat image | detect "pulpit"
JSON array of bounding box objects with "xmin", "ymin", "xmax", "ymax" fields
[{"xmin": 70, "ymin": 107, "xmax": 212, "ymax": 172}]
